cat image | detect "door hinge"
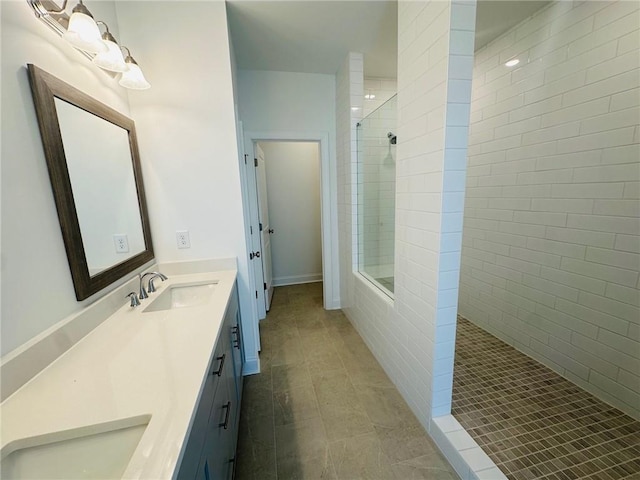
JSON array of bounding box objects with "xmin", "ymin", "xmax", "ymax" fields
[
  {"xmin": 259, "ymin": 223, "xmax": 263, "ymax": 231},
  {"xmin": 255, "ymin": 291, "xmax": 258, "ymax": 299},
  {"xmin": 250, "ymin": 225, "xmax": 253, "ymax": 234},
  {"xmin": 254, "ymin": 158, "xmax": 258, "ymax": 167},
  {"xmin": 244, "ymin": 154, "xmax": 248, "ymax": 164},
  {"xmin": 263, "ymin": 282, "xmax": 267, "ymax": 290}
]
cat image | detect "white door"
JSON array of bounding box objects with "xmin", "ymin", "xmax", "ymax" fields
[{"xmin": 255, "ymin": 144, "xmax": 274, "ymax": 310}]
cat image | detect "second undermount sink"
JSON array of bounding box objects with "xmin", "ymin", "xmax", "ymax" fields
[
  {"xmin": 1, "ymin": 415, "xmax": 150, "ymax": 479},
  {"xmin": 143, "ymin": 282, "xmax": 217, "ymax": 313}
]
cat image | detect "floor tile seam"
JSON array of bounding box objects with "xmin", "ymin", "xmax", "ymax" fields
[
  {"xmin": 510, "ymin": 442, "xmax": 639, "ymax": 479},
  {"xmin": 266, "ymin": 366, "xmax": 279, "ymax": 480},
  {"xmin": 451, "ymin": 395, "xmax": 587, "ymax": 410},
  {"xmin": 453, "ymin": 369, "xmax": 562, "ymax": 382},
  {"xmin": 452, "ymin": 396, "xmax": 586, "ymax": 414},
  {"xmin": 552, "ymin": 449, "xmax": 640, "ymax": 480},
  {"xmin": 459, "ymin": 407, "xmax": 630, "ymax": 438},
  {"xmin": 471, "ymin": 424, "xmax": 638, "ymax": 458},
  {"xmin": 491, "ymin": 434, "xmax": 640, "ymax": 474},
  {"xmin": 453, "ymin": 371, "xmax": 568, "ymax": 386},
  {"xmin": 456, "ymin": 356, "xmax": 549, "ymax": 369},
  {"xmin": 451, "ymin": 374, "xmax": 574, "ymax": 390},
  {"xmin": 478, "ymin": 436, "xmax": 634, "ymax": 465},
  {"xmin": 452, "ymin": 388, "xmax": 596, "ymax": 411}
]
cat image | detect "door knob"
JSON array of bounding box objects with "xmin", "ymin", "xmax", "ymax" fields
[{"xmin": 268, "ymin": 228, "xmax": 274, "ymax": 234}]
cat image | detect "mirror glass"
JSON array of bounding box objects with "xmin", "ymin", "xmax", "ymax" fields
[
  {"xmin": 55, "ymin": 98, "xmax": 146, "ymax": 276},
  {"xmin": 28, "ymin": 64, "xmax": 153, "ymax": 300}
]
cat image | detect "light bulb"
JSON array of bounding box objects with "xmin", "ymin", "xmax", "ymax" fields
[
  {"xmin": 63, "ymin": 3, "xmax": 107, "ymax": 54},
  {"xmin": 93, "ymin": 33, "xmax": 128, "ymax": 72},
  {"xmin": 119, "ymin": 56, "xmax": 150, "ymax": 90}
]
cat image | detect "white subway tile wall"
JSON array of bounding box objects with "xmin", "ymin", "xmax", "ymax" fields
[
  {"xmin": 363, "ymin": 77, "xmax": 397, "ymax": 118},
  {"xmin": 338, "ymin": 0, "xmax": 477, "ymax": 439},
  {"xmin": 459, "ymin": 0, "xmax": 640, "ymax": 419}
]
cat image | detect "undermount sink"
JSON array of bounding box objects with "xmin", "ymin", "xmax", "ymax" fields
[
  {"xmin": 1, "ymin": 415, "xmax": 150, "ymax": 479},
  {"xmin": 143, "ymin": 282, "xmax": 217, "ymax": 313}
]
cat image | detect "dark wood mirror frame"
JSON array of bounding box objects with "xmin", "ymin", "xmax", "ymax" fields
[{"xmin": 27, "ymin": 64, "xmax": 154, "ymax": 301}]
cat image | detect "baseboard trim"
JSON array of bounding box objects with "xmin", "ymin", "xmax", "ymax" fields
[{"xmin": 272, "ymin": 274, "xmax": 322, "ymax": 286}]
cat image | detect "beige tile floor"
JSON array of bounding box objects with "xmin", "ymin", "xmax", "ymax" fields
[{"xmin": 235, "ymin": 283, "xmax": 458, "ymax": 480}]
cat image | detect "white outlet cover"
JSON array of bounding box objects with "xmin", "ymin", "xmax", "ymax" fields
[
  {"xmin": 176, "ymin": 231, "xmax": 190, "ymax": 249},
  {"xmin": 113, "ymin": 234, "xmax": 129, "ymax": 253}
]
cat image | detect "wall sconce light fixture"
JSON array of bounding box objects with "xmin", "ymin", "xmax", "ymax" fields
[
  {"xmin": 119, "ymin": 47, "xmax": 151, "ymax": 90},
  {"xmin": 63, "ymin": 1, "xmax": 106, "ymax": 53},
  {"xmin": 92, "ymin": 22, "xmax": 127, "ymax": 72},
  {"xmin": 28, "ymin": 0, "xmax": 150, "ymax": 90}
]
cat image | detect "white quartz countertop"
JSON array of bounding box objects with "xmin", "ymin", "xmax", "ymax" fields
[{"xmin": 0, "ymin": 268, "xmax": 238, "ymax": 479}]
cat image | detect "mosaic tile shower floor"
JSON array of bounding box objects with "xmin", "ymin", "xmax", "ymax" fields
[{"xmin": 453, "ymin": 316, "xmax": 640, "ymax": 480}]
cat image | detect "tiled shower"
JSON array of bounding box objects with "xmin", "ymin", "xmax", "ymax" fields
[
  {"xmin": 337, "ymin": 1, "xmax": 638, "ymax": 478},
  {"xmin": 453, "ymin": 0, "xmax": 639, "ymax": 478},
  {"xmin": 356, "ymin": 95, "xmax": 397, "ymax": 295},
  {"xmin": 458, "ymin": 0, "xmax": 639, "ymax": 422}
]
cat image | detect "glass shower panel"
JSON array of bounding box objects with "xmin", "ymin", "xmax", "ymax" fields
[{"xmin": 356, "ymin": 94, "xmax": 396, "ymax": 296}]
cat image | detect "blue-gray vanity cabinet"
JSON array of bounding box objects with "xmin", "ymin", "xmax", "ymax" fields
[{"xmin": 176, "ymin": 284, "xmax": 244, "ymax": 480}]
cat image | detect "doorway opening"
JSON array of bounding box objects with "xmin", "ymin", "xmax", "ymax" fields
[{"xmin": 242, "ymin": 132, "xmax": 336, "ymax": 325}]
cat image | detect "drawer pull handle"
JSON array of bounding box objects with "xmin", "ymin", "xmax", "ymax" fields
[
  {"xmin": 229, "ymin": 457, "xmax": 236, "ymax": 480},
  {"xmin": 219, "ymin": 401, "xmax": 231, "ymax": 429},
  {"xmin": 232, "ymin": 325, "xmax": 241, "ymax": 349},
  {"xmin": 213, "ymin": 353, "xmax": 226, "ymax": 376}
]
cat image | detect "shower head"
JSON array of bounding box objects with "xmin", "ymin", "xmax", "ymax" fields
[{"xmin": 387, "ymin": 132, "xmax": 397, "ymax": 145}]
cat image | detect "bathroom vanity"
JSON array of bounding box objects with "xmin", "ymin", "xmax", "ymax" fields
[{"xmin": 0, "ymin": 267, "xmax": 244, "ymax": 479}]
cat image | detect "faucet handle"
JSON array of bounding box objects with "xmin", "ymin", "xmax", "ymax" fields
[{"xmin": 126, "ymin": 292, "xmax": 141, "ymax": 307}]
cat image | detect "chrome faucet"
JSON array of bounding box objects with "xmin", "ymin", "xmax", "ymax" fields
[
  {"xmin": 148, "ymin": 272, "xmax": 168, "ymax": 293},
  {"xmin": 139, "ymin": 271, "xmax": 168, "ymax": 299}
]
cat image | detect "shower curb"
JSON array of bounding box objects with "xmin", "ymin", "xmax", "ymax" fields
[{"xmin": 430, "ymin": 414, "xmax": 507, "ymax": 480}]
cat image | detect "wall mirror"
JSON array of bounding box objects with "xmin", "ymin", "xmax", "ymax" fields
[{"xmin": 27, "ymin": 64, "xmax": 153, "ymax": 300}]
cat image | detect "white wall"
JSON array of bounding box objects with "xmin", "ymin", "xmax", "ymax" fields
[
  {"xmin": 0, "ymin": 0, "xmax": 136, "ymax": 356},
  {"xmin": 114, "ymin": 1, "xmax": 258, "ymax": 370},
  {"xmin": 259, "ymin": 141, "xmax": 322, "ymax": 286},
  {"xmin": 237, "ymin": 69, "xmax": 340, "ymax": 307},
  {"xmin": 459, "ymin": 0, "xmax": 640, "ymax": 419},
  {"xmin": 338, "ymin": 1, "xmax": 476, "ymax": 429}
]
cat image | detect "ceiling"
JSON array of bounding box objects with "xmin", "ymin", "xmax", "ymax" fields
[{"xmin": 227, "ymin": 0, "xmax": 550, "ymax": 78}]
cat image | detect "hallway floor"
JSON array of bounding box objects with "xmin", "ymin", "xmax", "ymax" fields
[
  {"xmin": 235, "ymin": 283, "xmax": 458, "ymax": 480},
  {"xmin": 453, "ymin": 317, "xmax": 640, "ymax": 480}
]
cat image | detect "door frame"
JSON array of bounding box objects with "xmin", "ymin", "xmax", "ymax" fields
[{"xmin": 242, "ymin": 131, "xmax": 337, "ymax": 314}]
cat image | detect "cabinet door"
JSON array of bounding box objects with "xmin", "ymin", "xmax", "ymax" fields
[
  {"xmin": 228, "ymin": 288, "xmax": 244, "ymax": 406},
  {"xmin": 177, "ymin": 341, "xmax": 225, "ymax": 480},
  {"xmin": 197, "ymin": 332, "xmax": 235, "ymax": 480}
]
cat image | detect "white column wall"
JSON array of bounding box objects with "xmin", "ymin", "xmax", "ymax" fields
[{"xmin": 337, "ymin": 1, "xmax": 476, "ymax": 427}]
